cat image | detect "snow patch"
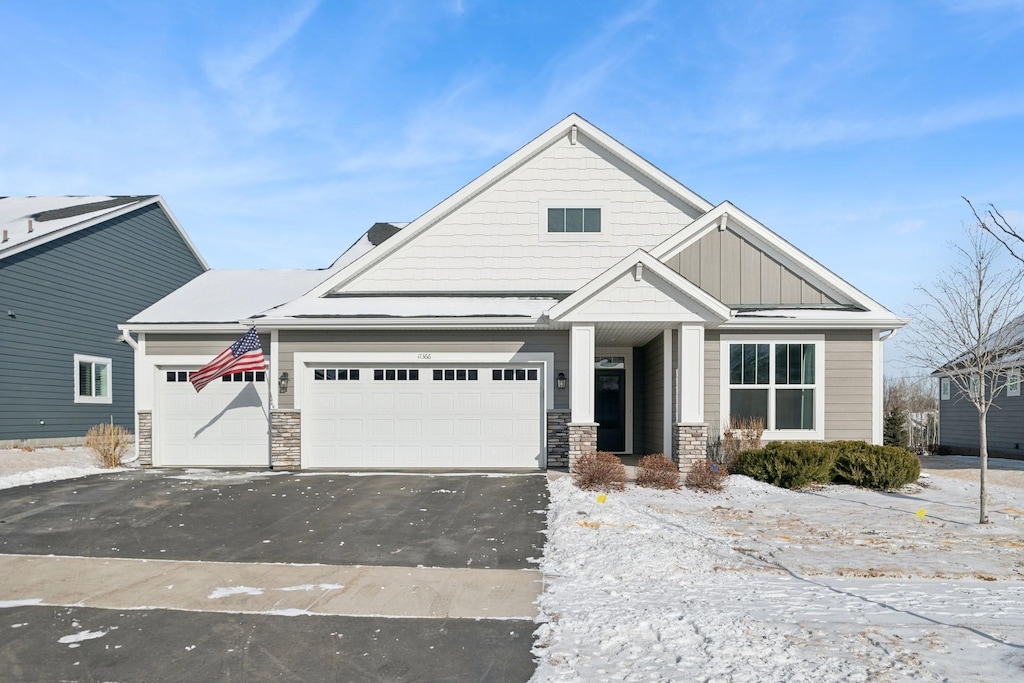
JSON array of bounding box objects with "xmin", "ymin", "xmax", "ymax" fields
[
  {"xmin": 0, "ymin": 599, "xmax": 43, "ymax": 608},
  {"xmin": 58, "ymin": 629, "xmax": 108, "ymax": 644},
  {"xmin": 208, "ymin": 586, "xmax": 265, "ymax": 599}
]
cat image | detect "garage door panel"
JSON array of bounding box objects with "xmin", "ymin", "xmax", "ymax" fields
[
  {"xmin": 155, "ymin": 373, "xmax": 269, "ymax": 467},
  {"xmin": 304, "ymin": 363, "xmax": 542, "ymax": 469}
]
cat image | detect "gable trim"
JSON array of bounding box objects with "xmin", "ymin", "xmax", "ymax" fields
[
  {"xmin": 547, "ymin": 249, "xmax": 731, "ymax": 323},
  {"xmin": 305, "ymin": 114, "xmax": 716, "ymax": 298}
]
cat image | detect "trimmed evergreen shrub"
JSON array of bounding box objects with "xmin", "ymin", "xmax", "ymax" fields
[
  {"xmin": 833, "ymin": 445, "xmax": 921, "ymax": 490},
  {"xmin": 572, "ymin": 451, "xmax": 628, "ymax": 492},
  {"xmin": 635, "ymin": 454, "xmax": 681, "ymax": 490},
  {"xmin": 732, "ymin": 442, "xmax": 837, "ymax": 489}
]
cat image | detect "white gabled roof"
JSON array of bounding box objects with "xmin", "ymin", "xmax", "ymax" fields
[
  {"xmin": 0, "ymin": 195, "xmax": 208, "ymax": 268},
  {"xmin": 547, "ymin": 249, "xmax": 732, "ymax": 324},
  {"xmin": 304, "ymin": 113, "xmax": 716, "ymax": 298},
  {"xmin": 127, "ymin": 269, "xmax": 331, "ymax": 324}
]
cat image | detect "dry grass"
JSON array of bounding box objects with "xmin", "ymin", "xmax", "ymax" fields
[
  {"xmin": 572, "ymin": 451, "xmax": 627, "ymax": 492},
  {"xmin": 721, "ymin": 417, "xmax": 765, "ymax": 469},
  {"xmin": 685, "ymin": 459, "xmax": 728, "ymax": 492},
  {"xmin": 635, "ymin": 454, "xmax": 681, "ymax": 490},
  {"xmin": 85, "ymin": 423, "xmax": 131, "ymax": 468}
]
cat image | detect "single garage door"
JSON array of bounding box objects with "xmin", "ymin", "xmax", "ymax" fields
[
  {"xmin": 303, "ymin": 364, "xmax": 544, "ymax": 469},
  {"xmin": 154, "ymin": 369, "xmax": 270, "ymax": 467}
]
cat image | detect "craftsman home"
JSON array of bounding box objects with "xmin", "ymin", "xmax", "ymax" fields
[{"xmin": 122, "ymin": 115, "xmax": 906, "ymax": 470}]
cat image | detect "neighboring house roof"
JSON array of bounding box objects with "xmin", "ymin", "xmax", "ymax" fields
[
  {"xmin": 0, "ymin": 195, "xmax": 208, "ymax": 268},
  {"xmin": 326, "ymin": 222, "xmax": 406, "ymax": 272},
  {"xmin": 128, "ymin": 269, "xmax": 330, "ymax": 325},
  {"xmin": 933, "ymin": 313, "xmax": 1024, "ymax": 375}
]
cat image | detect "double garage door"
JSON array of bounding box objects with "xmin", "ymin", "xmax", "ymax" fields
[
  {"xmin": 153, "ymin": 364, "xmax": 544, "ymax": 469},
  {"xmin": 303, "ymin": 364, "xmax": 544, "ymax": 469}
]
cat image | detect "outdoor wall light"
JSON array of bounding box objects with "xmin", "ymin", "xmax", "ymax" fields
[
  {"xmin": 278, "ymin": 372, "xmax": 290, "ymax": 394},
  {"xmin": 556, "ymin": 372, "xmax": 567, "ymax": 390}
]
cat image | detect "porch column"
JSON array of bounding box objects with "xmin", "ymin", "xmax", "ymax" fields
[
  {"xmin": 568, "ymin": 325, "xmax": 598, "ymax": 470},
  {"xmin": 674, "ymin": 325, "xmax": 706, "ymax": 473}
]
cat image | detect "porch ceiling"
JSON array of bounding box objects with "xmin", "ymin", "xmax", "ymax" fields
[{"xmin": 594, "ymin": 321, "xmax": 670, "ymax": 348}]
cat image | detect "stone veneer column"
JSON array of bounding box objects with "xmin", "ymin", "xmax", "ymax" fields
[
  {"xmin": 567, "ymin": 422, "xmax": 598, "ymax": 472},
  {"xmin": 136, "ymin": 411, "xmax": 153, "ymax": 467},
  {"xmin": 270, "ymin": 409, "xmax": 301, "ymax": 470},
  {"xmin": 546, "ymin": 409, "xmax": 571, "ymax": 468},
  {"xmin": 673, "ymin": 423, "xmax": 708, "ymax": 475}
]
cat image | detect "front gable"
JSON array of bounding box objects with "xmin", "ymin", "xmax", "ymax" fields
[{"xmin": 307, "ymin": 114, "xmax": 714, "ymax": 298}]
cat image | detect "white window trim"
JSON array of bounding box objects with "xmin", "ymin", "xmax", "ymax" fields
[
  {"xmin": 537, "ymin": 199, "xmax": 609, "ymax": 243},
  {"xmin": 1008, "ymin": 370, "xmax": 1020, "ymax": 398},
  {"xmin": 74, "ymin": 354, "xmax": 113, "ymax": 405},
  {"xmin": 719, "ymin": 334, "xmax": 825, "ymax": 441},
  {"xmin": 969, "ymin": 375, "xmax": 981, "ymax": 400},
  {"xmin": 940, "ymin": 377, "xmax": 951, "ymax": 401}
]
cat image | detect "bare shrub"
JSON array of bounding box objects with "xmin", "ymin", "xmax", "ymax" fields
[
  {"xmin": 685, "ymin": 459, "xmax": 728, "ymax": 492},
  {"xmin": 635, "ymin": 453, "xmax": 680, "ymax": 490},
  {"xmin": 720, "ymin": 417, "xmax": 765, "ymax": 469},
  {"xmin": 85, "ymin": 423, "xmax": 132, "ymax": 468},
  {"xmin": 571, "ymin": 451, "xmax": 627, "ymax": 492}
]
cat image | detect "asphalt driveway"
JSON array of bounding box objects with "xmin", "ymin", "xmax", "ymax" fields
[
  {"xmin": 0, "ymin": 469, "xmax": 549, "ymax": 682},
  {"xmin": 0, "ymin": 469, "xmax": 548, "ymax": 568}
]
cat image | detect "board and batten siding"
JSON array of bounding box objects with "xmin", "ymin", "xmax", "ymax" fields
[
  {"xmin": 940, "ymin": 383, "xmax": 1024, "ymax": 457},
  {"xmin": 670, "ymin": 228, "xmax": 841, "ymax": 307},
  {"xmin": 343, "ymin": 131, "xmax": 704, "ymax": 294},
  {"xmin": 276, "ymin": 329, "xmax": 570, "ymax": 411},
  {"xmin": 704, "ymin": 329, "xmax": 874, "ymax": 442},
  {"xmin": 0, "ymin": 205, "xmax": 206, "ymax": 441}
]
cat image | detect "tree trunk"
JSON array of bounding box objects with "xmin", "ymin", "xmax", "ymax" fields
[{"xmin": 979, "ymin": 410, "xmax": 990, "ymax": 524}]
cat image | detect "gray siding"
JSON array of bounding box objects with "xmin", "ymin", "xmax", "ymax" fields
[
  {"xmin": 940, "ymin": 381, "xmax": 1024, "ymax": 456},
  {"xmin": 642, "ymin": 335, "xmax": 665, "ymax": 453},
  {"xmin": 670, "ymin": 228, "xmax": 839, "ymax": 307},
  {"xmin": 0, "ymin": 205, "xmax": 206, "ymax": 440},
  {"xmin": 277, "ymin": 329, "xmax": 570, "ymax": 410},
  {"xmin": 704, "ymin": 330, "xmax": 721, "ymax": 436}
]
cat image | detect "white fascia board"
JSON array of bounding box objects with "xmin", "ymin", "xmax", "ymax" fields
[
  {"xmin": 118, "ymin": 322, "xmax": 253, "ymax": 334},
  {"xmin": 547, "ymin": 249, "xmax": 731, "ymax": 322},
  {"xmin": 652, "ymin": 201, "xmax": 898, "ymax": 316},
  {"xmin": 306, "ymin": 114, "xmax": 716, "ymax": 299},
  {"xmin": 719, "ymin": 316, "xmax": 908, "ymax": 330},
  {"xmin": 121, "ymin": 318, "xmax": 547, "ymax": 333}
]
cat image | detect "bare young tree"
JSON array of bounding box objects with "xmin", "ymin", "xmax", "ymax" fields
[
  {"xmin": 966, "ymin": 197, "xmax": 1024, "ymax": 263},
  {"xmin": 903, "ymin": 227, "xmax": 1024, "ymax": 524}
]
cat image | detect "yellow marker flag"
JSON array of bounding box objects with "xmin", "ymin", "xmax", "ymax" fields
[
  {"xmin": 916, "ymin": 508, "xmax": 926, "ymax": 518},
  {"xmin": 596, "ymin": 493, "xmax": 607, "ymax": 504}
]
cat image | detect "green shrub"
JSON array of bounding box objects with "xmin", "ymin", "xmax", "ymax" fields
[
  {"xmin": 734, "ymin": 440, "xmax": 921, "ymax": 490},
  {"xmin": 833, "ymin": 445, "xmax": 921, "ymax": 490},
  {"xmin": 572, "ymin": 451, "xmax": 628, "ymax": 492},
  {"xmin": 635, "ymin": 454, "xmax": 681, "ymax": 490},
  {"xmin": 732, "ymin": 442, "xmax": 837, "ymax": 489}
]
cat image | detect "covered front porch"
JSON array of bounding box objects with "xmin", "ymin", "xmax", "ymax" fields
[{"xmin": 544, "ymin": 251, "xmax": 731, "ymax": 471}]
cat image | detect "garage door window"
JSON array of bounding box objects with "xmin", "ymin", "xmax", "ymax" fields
[
  {"xmin": 222, "ymin": 371, "xmax": 266, "ymax": 382},
  {"xmin": 493, "ymin": 368, "xmax": 538, "ymax": 381},
  {"xmin": 433, "ymin": 369, "xmax": 479, "ymax": 381},
  {"xmin": 374, "ymin": 369, "xmax": 420, "ymax": 381},
  {"xmin": 166, "ymin": 371, "xmax": 189, "ymax": 382},
  {"xmin": 313, "ymin": 368, "xmax": 360, "ymax": 381}
]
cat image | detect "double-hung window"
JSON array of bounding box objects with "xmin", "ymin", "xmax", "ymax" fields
[
  {"xmin": 74, "ymin": 354, "xmax": 112, "ymax": 404},
  {"xmin": 1007, "ymin": 370, "xmax": 1021, "ymax": 398},
  {"xmin": 722, "ymin": 336, "xmax": 823, "ymax": 438}
]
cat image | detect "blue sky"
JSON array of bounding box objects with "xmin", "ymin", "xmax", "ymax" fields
[{"xmin": 2, "ymin": 1, "xmax": 1023, "ymax": 374}]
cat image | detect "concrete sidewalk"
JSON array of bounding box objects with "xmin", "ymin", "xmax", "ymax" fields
[{"xmin": 0, "ymin": 553, "xmax": 542, "ymax": 619}]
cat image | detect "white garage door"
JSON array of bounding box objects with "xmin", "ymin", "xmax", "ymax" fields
[
  {"xmin": 154, "ymin": 369, "xmax": 270, "ymax": 467},
  {"xmin": 303, "ymin": 365, "xmax": 543, "ymax": 469}
]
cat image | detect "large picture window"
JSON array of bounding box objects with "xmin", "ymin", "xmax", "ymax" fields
[
  {"xmin": 723, "ymin": 337, "xmax": 823, "ymax": 437},
  {"xmin": 74, "ymin": 354, "xmax": 112, "ymax": 404}
]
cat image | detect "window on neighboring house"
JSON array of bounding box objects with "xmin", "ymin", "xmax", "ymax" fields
[
  {"xmin": 940, "ymin": 377, "xmax": 951, "ymax": 401},
  {"xmin": 74, "ymin": 354, "xmax": 112, "ymax": 404},
  {"xmin": 969, "ymin": 375, "xmax": 981, "ymax": 401},
  {"xmin": 547, "ymin": 207, "xmax": 601, "ymax": 233},
  {"xmin": 1008, "ymin": 370, "xmax": 1021, "ymax": 398},
  {"xmin": 725, "ymin": 340, "xmax": 821, "ymax": 435}
]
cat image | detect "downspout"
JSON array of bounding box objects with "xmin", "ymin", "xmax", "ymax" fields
[{"xmin": 120, "ymin": 328, "xmax": 140, "ymax": 350}]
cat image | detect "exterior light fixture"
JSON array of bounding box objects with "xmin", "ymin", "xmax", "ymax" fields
[
  {"xmin": 556, "ymin": 372, "xmax": 567, "ymax": 390},
  {"xmin": 278, "ymin": 372, "xmax": 290, "ymax": 394}
]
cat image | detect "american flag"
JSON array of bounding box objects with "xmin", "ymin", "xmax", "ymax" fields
[{"xmin": 189, "ymin": 327, "xmax": 267, "ymax": 392}]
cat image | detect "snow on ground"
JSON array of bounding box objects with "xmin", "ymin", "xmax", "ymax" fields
[
  {"xmin": 0, "ymin": 446, "xmax": 123, "ymax": 490},
  {"xmin": 532, "ymin": 457, "xmax": 1024, "ymax": 682}
]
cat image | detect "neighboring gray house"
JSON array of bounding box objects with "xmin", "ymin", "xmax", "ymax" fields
[
  {"xmin": 122, "ymin": 114, "xmax": 908, "ymax": 472},
  {"xmin": 0, "ymin": 196, "xmax": 207, "ymax": 444},
  {"xmin": 937, "ymin": 315, "xmax": 1024, "ymax": 459}
]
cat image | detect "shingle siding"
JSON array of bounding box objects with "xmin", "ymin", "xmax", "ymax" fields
[{"xmin": 0, "ymin": 204, "xmax": 205, "ymax": 441}]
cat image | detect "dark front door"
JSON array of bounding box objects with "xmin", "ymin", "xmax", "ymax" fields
[{"xmin": 595, "ymin": 369, "xmax": 626, "ymax": 452}]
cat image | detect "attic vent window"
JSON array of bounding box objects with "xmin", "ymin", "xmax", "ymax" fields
[{"xmin": 548, "ymin": 208, "xmax": 601, "ymax": 233}]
